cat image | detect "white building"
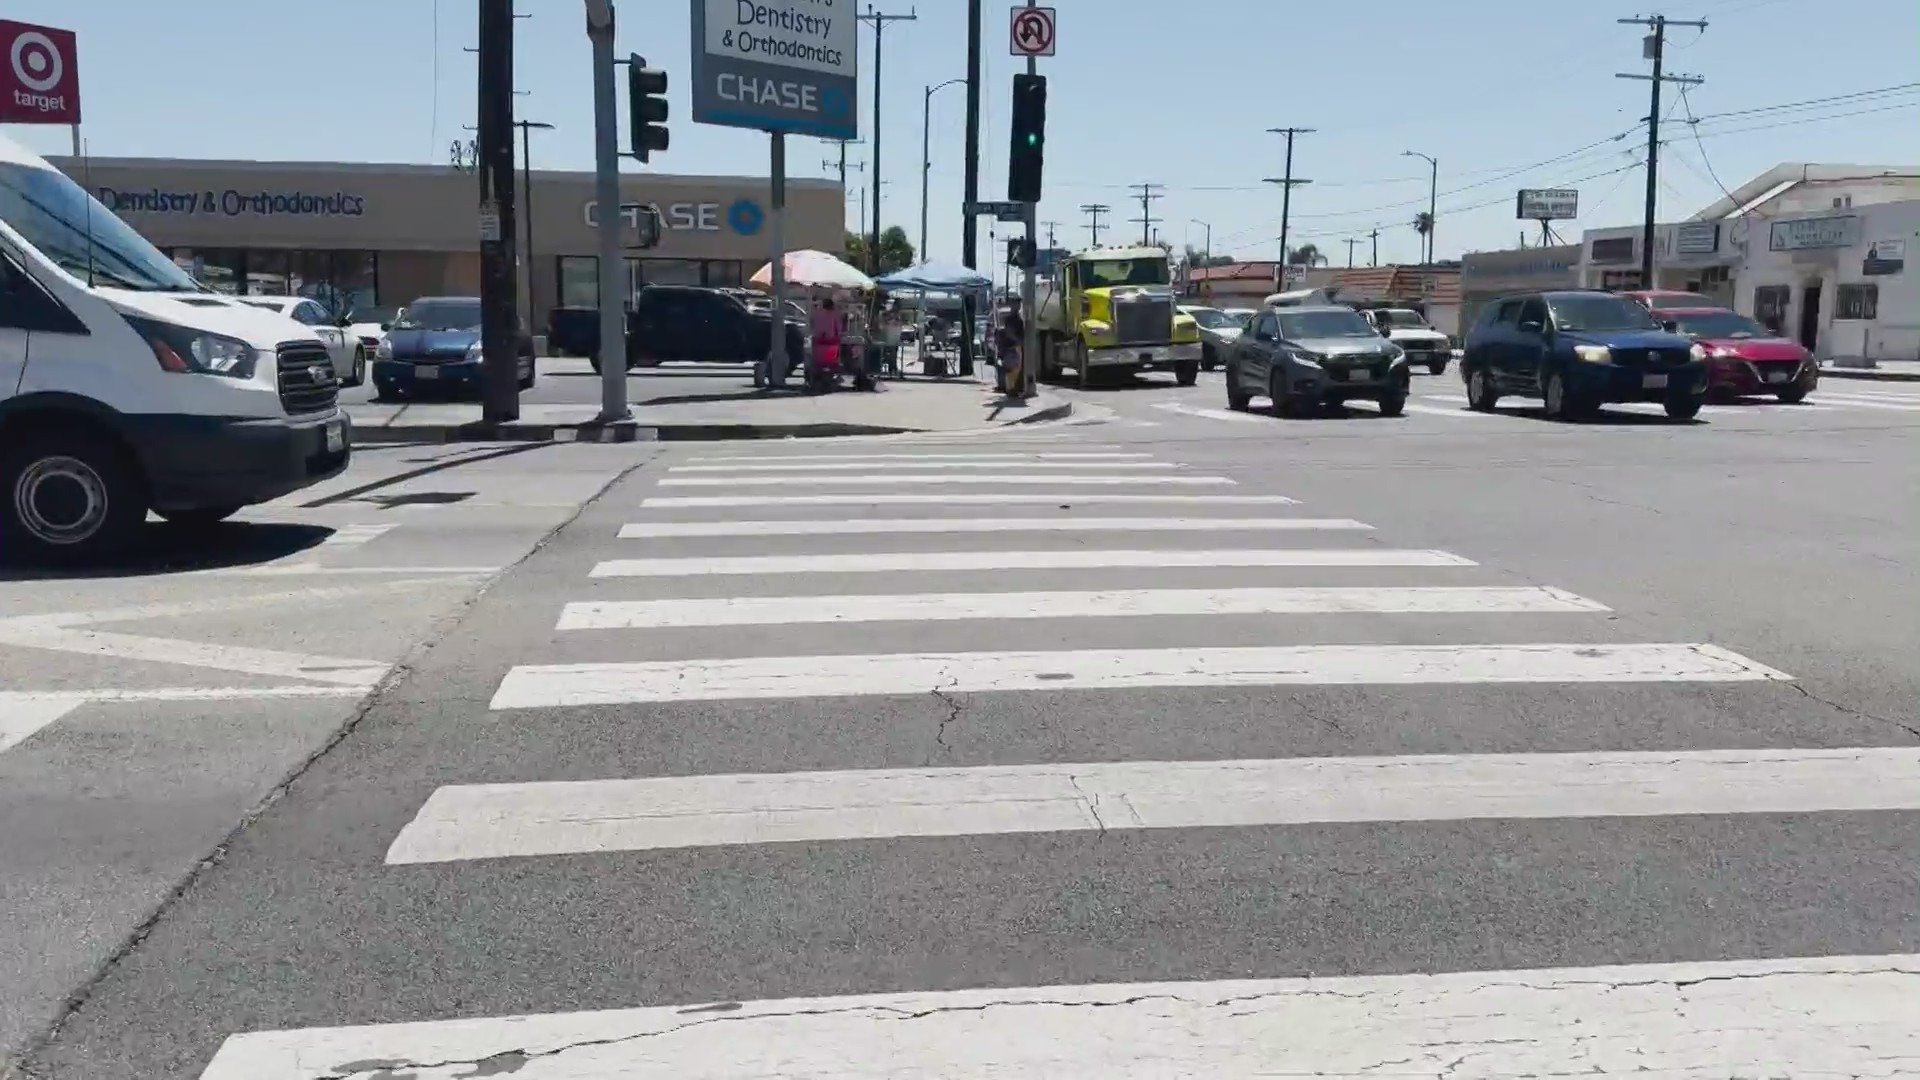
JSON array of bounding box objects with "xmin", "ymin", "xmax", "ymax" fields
[{"xmin": 1733, "ymin": 199, "xmax": 1916, "ymax": 364}]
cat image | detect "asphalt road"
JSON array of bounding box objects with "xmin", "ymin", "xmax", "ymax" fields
[{"xmin": 8, "ymin": 378, "xmax": 1919, "ymax": 1077}]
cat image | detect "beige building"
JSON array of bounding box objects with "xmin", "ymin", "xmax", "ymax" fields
[{"xmin": 51, "ymin": 156, "xmax": 844, "ymax": 327}]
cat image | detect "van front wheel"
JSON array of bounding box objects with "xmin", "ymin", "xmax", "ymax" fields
[{"xmin": 1, "ymin": 431, "xmax": 148, "ymax": 565}]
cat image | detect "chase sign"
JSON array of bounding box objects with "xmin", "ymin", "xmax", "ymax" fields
[{"xmin": 690, "ymin": 0, "xmax": 857, "ymax": 140}]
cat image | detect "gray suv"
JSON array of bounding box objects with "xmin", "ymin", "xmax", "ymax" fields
[{"xmin": 1226, "ymin": 305, "xmax": 1410, "ymax": 417}]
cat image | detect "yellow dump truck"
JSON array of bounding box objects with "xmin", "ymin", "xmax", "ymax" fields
[{"xmin": 1034, "ymin": 245, "xmax": 1202, "ymax": 388}]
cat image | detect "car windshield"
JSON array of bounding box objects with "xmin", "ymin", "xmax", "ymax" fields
[
  {"xmin": 1185, "ymin": 308, "xmax": 1235, "ymax": 329},
  {"xmin": 1228, "ymin": 310, "xmax": 1256, "ymax": 328},
  {"xmin": 1277, "ymin": 309, "xmax": 1376, "ymax": 340},
  {"xmin": 1377, "ymin": 308, "xmax": 1430, "ymax": 328},
  {"xmin": 350, "ymin": 306, "xmax": 399, "ymax": 325},
  {"xmin": 1646, "ymin": 292, "xmax": 1718, "ymax": 310},
  {"xmin": 393, "ymin": 300, "xmax": 483, "ymax": 330},
  {"xmin": 1081, "ymin": 258, "xmax": 1170, "ymax": 286},
  {"xmin": 1673, "ymin": 310, "xmax": 1766, "ymax": 339},
  {"xmin": 1548, "ymin": 294, "xmax": 1659, "ymax": 332},
  {"xmin": 0, "ymin": 161, "xmax": 203, "ymax": 293}
]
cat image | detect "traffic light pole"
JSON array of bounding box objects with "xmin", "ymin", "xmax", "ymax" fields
[
  {"xmin": 585, "ymin": 0, "xmax": 629, "ymax": 421},
  {"xmin": 1017, "ymin": 1, "xmax": 1039, "ymax": 400},
  {"xmin": 477, "ymin": 0, "xmax": 520, "ymax": 423}
]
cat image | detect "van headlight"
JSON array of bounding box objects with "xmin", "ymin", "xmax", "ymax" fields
[{"xmin": 122, "ymin": 314, "xmax": 257, "ymax": 379}]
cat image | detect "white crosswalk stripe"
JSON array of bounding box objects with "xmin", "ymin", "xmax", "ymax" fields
[{"xmin": 194, "ymin": 431, "xmax": 1902, "ymax": 1077}]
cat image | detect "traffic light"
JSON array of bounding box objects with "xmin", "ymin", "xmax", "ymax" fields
[
  {"xmin": 628, "ymin": 55, "xmax": 669, "ymax": 163},
  {"xmin": 1006, "ymin": 237, "xmax": 1033, "ymax": 268},
  {"xmin": 1007, "ymin": 73, "xmax": 1047, "ymax": 203}
]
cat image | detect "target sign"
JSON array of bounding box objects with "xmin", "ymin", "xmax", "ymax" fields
[
  {"xmin": 1009, "ymin": 7, "xmax": 1056, "ymax": 57},
  {"xmin": 0, "ymin": 19, "xmax": 80, "ymax": 124}
]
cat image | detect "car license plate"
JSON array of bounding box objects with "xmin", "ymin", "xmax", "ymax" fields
[
  {"xmin": 1642, "ymin": 374, "xmax": 1668, "ymax": 389},
  {"xmin": 324, "ymin": 421, "xmax": 344, "ymax": 453},
  {"xmin": 414, "ymin": 364, "xmax": 439, "ymax": 380},
  {"xmin": 1765, "ymin": 370, "xmax": 1790, "ymax": 383},
  {"xmin": 1346, "ymin": 369, "xmax": 1370, "ymax": 382}
]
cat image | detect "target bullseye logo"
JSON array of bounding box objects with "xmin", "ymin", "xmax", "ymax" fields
[
  {"xmin": 10, "ymin": 31, "xmax": 62, "ymax": 93},
  {"xmin": 0, "ymin": 19, "xmax": 80, "ymax": 124}
]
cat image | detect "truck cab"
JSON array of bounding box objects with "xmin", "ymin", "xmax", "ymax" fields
[
  {"xmin": 1034, "ymin": 246, "xmax": 1201, "ymax": 388},
  {"xmin": 0, "ymin": 132, "xmax": 349, "ymax": 563}
]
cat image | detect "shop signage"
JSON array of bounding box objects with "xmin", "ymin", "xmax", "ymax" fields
[
  {"xmin": 93, "ymin": 187, "xmax": 366, "ymax": 217},
  {"xmin": 1673, "ymin": 222, "xmax": 1720, "ymax": 255},
  {"xmin": 1515, "ymin": 188, "xmax": 1578, "ymax": 220},
  {"xmin": 1863, "ymin": 238, "xmax": 1905, "ymax": 276},
  {"xmin": 583, "ymin": 197, "xmax": 766, "ymax": 235},
  {"xmin": 0, "ymin": 19, "xmax": 80, "ymax": 125},
  {"xmin": 1589, "ymin": 235, "xmax": 1636, "ymax": 264},
  {"xmin": 690, "ymin": 0, "xmax": 858, "ymax": 140},
  {"xmin": 1769, "ymin": 215, "xmax": 1855, "ymax": 252}
]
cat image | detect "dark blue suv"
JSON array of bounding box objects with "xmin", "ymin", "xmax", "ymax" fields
[{"xmin": 1460, "ymin": 290, "xmax": 1707, "ymax": 421}]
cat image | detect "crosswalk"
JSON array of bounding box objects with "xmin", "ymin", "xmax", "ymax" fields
[{"xmin": 194, "ymin": 433, "xmax": 1920, "ymax": 1076}]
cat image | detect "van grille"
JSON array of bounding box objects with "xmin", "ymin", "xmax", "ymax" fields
[{"xmin": 276, "ymin": 342, "xmax": 339, "ymax": 415}]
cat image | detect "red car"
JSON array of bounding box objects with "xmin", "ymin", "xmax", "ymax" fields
[{"xmin": 1663, "ymin": 307, "xmax": 1817, "ymax": 403}]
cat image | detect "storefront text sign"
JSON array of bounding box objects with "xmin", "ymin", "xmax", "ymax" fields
[
  {"xmin": 95, "ymin": 187, "xmax": 366, "ymax": 218},
  {"xmin": 1769, "ymin": 215, "xmax": 1856, "ymax": 252},
  {"xmin": 583, "ymin": 198, "xmax": 764, "ymax": 235},
  {"xmin": 691, "ymin": 0, "xmax": 858, "ymax": 139},
  {"xmin": 0, "ymin": 19, "xmax": 79, "ymax": 124},
  {"xmin": 1674, "ymin": 222, "xmax": 1720, "ymax": 255}
]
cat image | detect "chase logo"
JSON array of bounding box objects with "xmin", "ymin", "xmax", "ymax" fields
[
  {"xmin": 727, "ymin": 198, "xmax": 764, "ymax": 236},
  {"xmin": 819, "ymin": 86, "xmax": 851, "ymax": 118}
]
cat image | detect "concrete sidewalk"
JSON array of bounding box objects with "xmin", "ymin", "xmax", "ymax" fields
[
  {"xmin": 345, "ymin": 377, "xmax": 1070, "ymax": 443},
  {"xmin": 1821, "ymin": 358, "xmax": 1920, "ymax": 382}
]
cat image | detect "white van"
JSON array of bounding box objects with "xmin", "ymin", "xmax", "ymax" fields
[{"xmin": 0, "ymin": 133, "xmax": 349, "ymax": 562}]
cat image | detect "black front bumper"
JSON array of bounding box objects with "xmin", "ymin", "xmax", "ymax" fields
[{"xmin": 126, "ymin": 410, "xmax": 351, "ymax": 512}]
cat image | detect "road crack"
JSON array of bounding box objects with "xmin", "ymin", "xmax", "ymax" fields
[
  {"xmin": 1782, "ymin": 681, "xmax": 1920, "ymax": 742},
  {"xmin": 925, "ymin": 674, "xmax": 964, "ymax": 765}
]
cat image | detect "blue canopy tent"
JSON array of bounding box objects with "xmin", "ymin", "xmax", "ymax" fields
[{"xmin": 873, "ymin": 261, "xmax": 994, "ymax": 291}]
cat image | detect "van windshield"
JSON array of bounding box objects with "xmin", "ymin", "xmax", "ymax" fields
[{"xmin": 0, "ymin": 161, "xmax": 201, "ymax": 292}]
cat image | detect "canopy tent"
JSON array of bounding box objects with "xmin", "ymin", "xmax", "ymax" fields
[
  {"xmin": 749, "ymin": 250, "xmax": 875, "ymax": 292},
  {"xmin": 874, "ymin": 260, "xmax": 994, "ymax": 292}
]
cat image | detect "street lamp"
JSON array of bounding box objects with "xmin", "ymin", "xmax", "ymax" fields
[
  {"xmin": 1402, "ymin": 150, "xmax": 1437, "ymax": 265},
  {"xmin": 1188, "ymin": 218, "xmax": 1212, "ymax": 265},
  {"xmin": 920, "ymin": 78, "xmax": 965, "ymax": 261},
  {"xmin": 516, "ymin": 119, "xmax": 556, "ymax": 330}
]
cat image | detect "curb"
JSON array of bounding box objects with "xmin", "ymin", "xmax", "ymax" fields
[
  {"xmin": 350, "ymin": 400, "xmax": 1072, "ymax": 444},
  {"xmin": 1820, "ymin": 367, "xmax": 1920, "ymax": 383}
]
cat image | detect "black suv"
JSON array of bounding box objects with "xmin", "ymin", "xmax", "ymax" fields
[
  {"xmin": 1226, "ymin": 305, "xmax": 1410, "ymax": 417},
  {"xmin": 593, "ymin": 285, "xmax": 806, "ymax": 373}
]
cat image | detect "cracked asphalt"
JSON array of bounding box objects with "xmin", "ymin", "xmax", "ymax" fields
[{"xmin": 14, "ymin": 402, "xmax": 1920, "ymax": 1077}]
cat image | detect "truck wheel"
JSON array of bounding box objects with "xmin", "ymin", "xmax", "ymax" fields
[
  {"xmin": 1225, "ymin": 364, "xmax": 1251, "ymax": 411},
  {"xmin": 1075, "ymin": 341, "xmax": 1093, "ymax": 389},
  {"xmin": 1, "ymin": 430, "xmax": 149, "ymax": 565},
  {"xmin": 1175, "ymin": 358, "xmax": 1199, "ymax": 387}
]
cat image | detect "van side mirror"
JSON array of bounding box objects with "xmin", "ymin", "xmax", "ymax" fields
[{"xmin": 1661, "ymin": 319, "xmax": 1679, "ymax": 332}]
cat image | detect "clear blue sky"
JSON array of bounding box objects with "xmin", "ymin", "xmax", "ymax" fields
[{"xmin": 9, "ymin": 0, "xmax": 1917, "ymax": 266}]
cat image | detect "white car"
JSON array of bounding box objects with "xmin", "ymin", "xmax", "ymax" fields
[
  {"xmin": 344, "ymin": 305, "xmax": 400, "ymax": 358},
  {"xmin": 1359, "ymin": 307, "xmax": 1453, "ymax": 375},
  {"xmin": 236, "ymin": 295, "xmax": 364, "ymax": 386}
]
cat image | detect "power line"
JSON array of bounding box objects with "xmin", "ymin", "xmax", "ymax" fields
[
  {"xmin": 1080, "ymin": 202, "xmax": 1111, "ymax": 246},
  {"xmin": 1676, "ymin": 84, "xmax": 1737, "ymax": 204},
  {"xmin": 1263, "ymin": 126, "xmax": 1314, "ymax": 286},
  {"xmin": 1617, "ymin": 13, "xmax": 1706, "ymax": 286},
  {"xmin": 1687, "ymin": 81, "xmax": 1919, "ymax": 124},
  {"xmin": 1128, "ymin": 183, "xmax": 1164, "ymax": 245}
]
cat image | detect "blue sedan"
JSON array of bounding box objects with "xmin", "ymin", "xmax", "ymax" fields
[{"xmin": 371, "ymin": 296, "xmax": 535, "ymax": 400}]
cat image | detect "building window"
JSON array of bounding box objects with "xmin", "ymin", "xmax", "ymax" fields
[
  {"xmin": 1753, "ymin": 285, "xmax": 1791, "ymax": 335},
  {"xmin": 558, "ymin": 255, "xmax": 598, "ymax": 307},
  {"xmin": 245, "ymin": 250, "xmax": 291, "ymax": 295},
  {"xmin": 176, "ymin": 248, "xmax": 243, "ymax": 294},
  {"xmin": 638, "ymin": 258, "xmax": 704, "ymax": 287},
  {"xmin": 1835, "ymin": 283, "xmax": 1878, "ymax": 320},
  {"xmin": 705, "ymin": 260, "xmax": 744, "ymax": 288}
]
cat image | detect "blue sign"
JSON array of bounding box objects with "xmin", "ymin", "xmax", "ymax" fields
[
  {"xmin": 690, "ymin": 0, "xmax": 860, "ymax": 140},
  {"xmin": 727, "ymin": 198, "xmax": 765, "ymax": 236},
  {"xmin": 95, "ymin": 186, "xmax": 366, "ymax": 218}
]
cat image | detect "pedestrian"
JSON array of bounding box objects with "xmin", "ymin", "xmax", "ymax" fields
[
  {"xmin": 994, "ymin": 296, "xmax": 1026, "ymax": 396},
  {"xmin": 810, "ymin": 297, "xmax": 842, "ymax": 384}
]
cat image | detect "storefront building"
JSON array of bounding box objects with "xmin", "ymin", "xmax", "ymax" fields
[
  {"xmin": 1457, "ymin": 245, "xmax": 1581, "ymax": 331},
  {"xmin": 1734, "ymin": 199, "xmax": 1917, "ymax": 363},
  {"xmin": 1577, "ymin": 221, "xmax": 1741, "ymax": 300},
  {"xmin": 51, "ymin": 156, "xmax": 844, "ymax": 326}
]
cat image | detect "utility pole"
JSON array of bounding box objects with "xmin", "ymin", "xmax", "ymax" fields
[
  {"xmin": 1189, "ymin": 219, "xmax": 1212, "ymax": 268},
  {"xmin": 1081, "ymin": 203, "xmax": 1110, "ymax": 246},
  {"xmin": 958, "ymin": 0, "xmax": 982, "ymax": 377},
  {"xmin": 824, "ymin": 139, "xmax": 864, "ymax": 189},
  {"xmin": 476, "ymin": 0, "xmax": 519, "ymax": 422},
  {"xmin": 1618, "ymin": 14, "xmax": 1706, "ymax": 288},
  {"xmin": 583, "ymin": 0, "xmax": 629, "ymax": 420},
  {"xmin": 1367, "ymin": 227, "xmax": 1380, "ymax": 267},
  {"xmin": 1128, "ymin": 183, "xmax": 1163, "ymax": 246},
  {"xmin": 858, "ymin": 5, "xmax": 918, "ymax": 275},
  {"xmin": 1042, "ymin": 220, "xmax": 1059, "ymax": 250},
  {"xmin": 1343, "ymin": 237, "xmax": 1360, "ymax": 268},
  {"xmin": 1263, "ymin": 127, "xmax": 1314, "ymax": 290}
]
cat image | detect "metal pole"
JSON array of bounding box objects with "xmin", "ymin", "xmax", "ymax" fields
[
  {"xmin": 69, "ymin": 124, "xmax": 80, "ymax": 158},
  {"xmin": 960, "ymin": 0, "xmax": 982, "ymax": 377},
  {"xmin": 1018, "ymin": 0, "xmax": 1039, "ymax": 399},
  {"xmin": 477, "ymin": 0, "xmax": 519, "ymax": 422},
  {"xmin": 520, "ymin": 122, "xmax": 535, "ymax": 333},
  {"xmin": 1278, "ymin": 136, "xmax": 1295, "ymax": 286},
  {"xmin": 1641, "ymin": 15, "xmax": 1665, "ymax": 288},
  {"xmin": 920, "ymin": 85, "xmax": 933, "ymax": 259},
  {"xmin": 870, "ymin": 11, "xmax": 883, "ymax": 273},
  {"xmin": 768, "ymin": 133, "xmax": 791, "ymax": 386},
  {"xmin": 586, "ymin": 0, "xmax": 628, "ymax": 420},
  {"xmin": 1426, "ymin": 156, "xmax": 1437, "ymax": 264}
]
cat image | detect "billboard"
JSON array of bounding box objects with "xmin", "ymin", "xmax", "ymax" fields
[
  {"xmin": 0, "ymin": 19, "xmax": 80, "ymax": 125},
  {"xmin": 1515, "ymin": 188, "xmax": 1578, "ymax": 221},
  {"xmin": 690, "ymin": 0, "xmax": 857, "ymax": 140}
]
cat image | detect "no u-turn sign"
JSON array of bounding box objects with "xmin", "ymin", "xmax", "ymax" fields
[{"xmin": 1010, "ymin": 6, "xmax": 1056, "ymax": 57}]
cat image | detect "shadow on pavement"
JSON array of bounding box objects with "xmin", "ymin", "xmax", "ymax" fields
[{"xmin": 0, "ymin": 521, "xmax": 334, "ymax": 581}]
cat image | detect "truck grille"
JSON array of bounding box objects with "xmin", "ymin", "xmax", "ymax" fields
[
  {"xmin": 276, "ymin": 342, "xmax": 339, "ymax": 415},
  {"xmin": 1111, "ymin": 297, "xmax": 1172, "ymax": 345}
]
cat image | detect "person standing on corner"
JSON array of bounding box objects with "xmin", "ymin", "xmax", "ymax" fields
[{"xmin": 995, "ymin": 296, "xmax": 1026, "ymax": 398}]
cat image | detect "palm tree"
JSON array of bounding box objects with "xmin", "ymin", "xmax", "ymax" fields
[
  {"xmin": 1412, "ymin": 212, "xmax": 1435, "ymax": 263},
  {"xmin": 1286, "ymin": 243, "xmax": 1328, "ymax": 267}
]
